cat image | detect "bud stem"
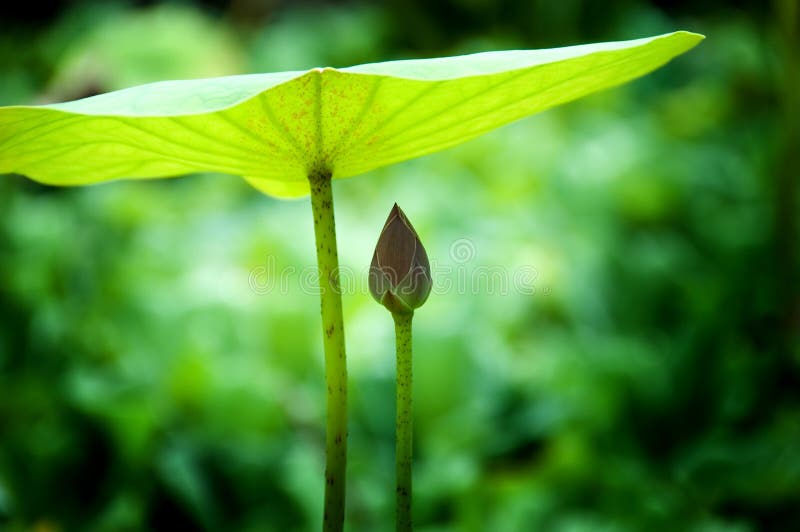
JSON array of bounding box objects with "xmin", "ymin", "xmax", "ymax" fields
[
  {"xmin": 393, "ymin": 310, "xmax": 414, "ymax": 531},
  {"xmin": 309, "ymin": 171, "xmax": 348, "ymax": 532}
]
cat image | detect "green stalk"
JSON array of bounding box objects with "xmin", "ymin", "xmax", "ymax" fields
[
  {"xmin": 308, "ymin": 171, "xmax": 348, "ymax": 532},
  {"xmin": 393, "ymin": 311, "xmax": 414, "ymax": 531}
]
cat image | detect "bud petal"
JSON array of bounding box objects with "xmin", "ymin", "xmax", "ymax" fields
[{"xmin": 369, "ymin": 204, "xmax": 432, "ymax": 314}]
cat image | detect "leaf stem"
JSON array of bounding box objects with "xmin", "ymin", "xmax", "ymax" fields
[
  {"xmin": 309, "ymin": 171, "xmax": 347, "ymax": 532},
  {"xmin": 393, "ymin": 311, "xmax": 414, "ymax": 531}
]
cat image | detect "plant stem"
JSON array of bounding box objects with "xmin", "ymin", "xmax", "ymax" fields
[
  {"xmin": 393, "ymin": 311, "xmax": 414, "ymax": 531},
  {"xmin": 309, "ymin": 171, "xmax": 348, "ymax": 532}
]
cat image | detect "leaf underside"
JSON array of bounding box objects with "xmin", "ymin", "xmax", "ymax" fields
[{"xmin": 0, "ymin": 31, "xmax": 703, "ymax": 198}]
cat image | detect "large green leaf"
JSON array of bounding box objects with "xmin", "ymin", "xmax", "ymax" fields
[{"xmin": 0, "ymin": 31, "xmax": 703, "ymax": 198}]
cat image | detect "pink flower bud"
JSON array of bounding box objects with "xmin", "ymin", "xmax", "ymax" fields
[{"xmin": 369, "ymin": 204, "xmax": 432, "ymax": 314}]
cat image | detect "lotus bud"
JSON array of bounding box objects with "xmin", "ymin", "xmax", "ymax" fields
[{"xmin": 369, "ymin": 204, "xmax": 432, "ymax": 314}]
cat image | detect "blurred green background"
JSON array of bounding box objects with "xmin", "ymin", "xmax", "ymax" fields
[{"xmin": 1, "ymin": 0, "xmax": 798, "ymax": 530}]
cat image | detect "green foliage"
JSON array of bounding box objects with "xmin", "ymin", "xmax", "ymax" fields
[
  {"xmin": 1, "ymin": 2, "xmax": 797, "ymax": 532},
  {"xmin": 0, "ymin": 32, "xmax": 700, "ymax": 198}
]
